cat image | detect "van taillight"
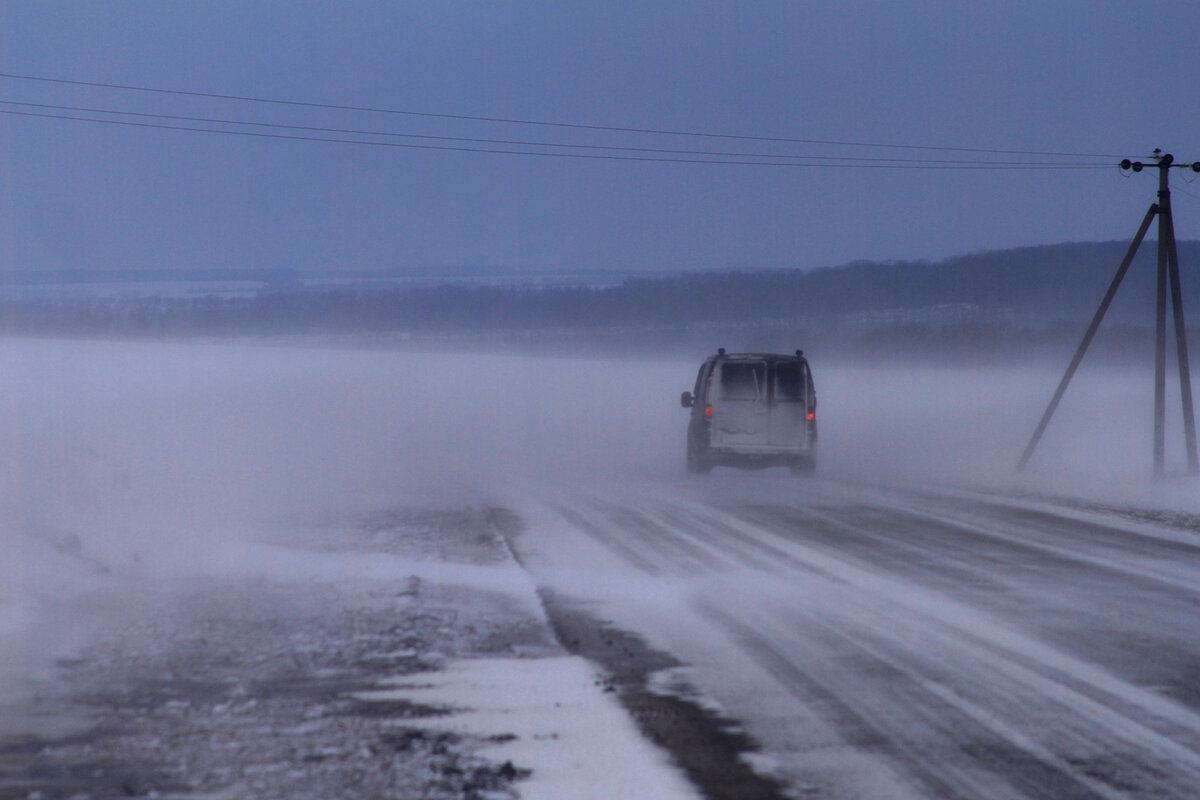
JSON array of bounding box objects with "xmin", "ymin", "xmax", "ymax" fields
[{"xmin": 704, "ymin": 404, "xmax": 713, "ymax": 418}]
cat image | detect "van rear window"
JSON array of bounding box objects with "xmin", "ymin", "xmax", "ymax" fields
[
  {"xmin": 774, "ymin": 361, "xmax": 805, "ymax": 402},
  {"xmin": 720, "ymin": 361, "xmax": 766, "ymax": 400}
]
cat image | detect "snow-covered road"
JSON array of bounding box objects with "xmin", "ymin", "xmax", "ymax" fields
[
  {"xmin": 4, "ymin": 339, "xmax": 1200, "ymax": 798},
  {"xmin": 503, "ymin": 475, "xmax": 1200, "ymax": 799}
]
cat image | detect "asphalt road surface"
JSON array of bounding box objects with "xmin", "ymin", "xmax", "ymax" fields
[
  {"xmin": 505, "ymin": 474, "xmax": 1200, "ymax": 800},
  {"xmin": 8, "ymin": 472, "xmax": 1200, "ymax": 800},
  {"xmin": 9, "ymin": 342, "xmax": 1197, "ymax": 799}
]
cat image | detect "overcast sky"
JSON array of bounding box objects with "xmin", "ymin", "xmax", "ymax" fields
[{"xmin": 2, "ymin": 1, "xmax": 1198, "ymax": 276}]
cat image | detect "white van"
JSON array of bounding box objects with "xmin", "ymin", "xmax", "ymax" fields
[{"xmin": 680, "ymin": 349, "xmax": 817, "ymax": 474}]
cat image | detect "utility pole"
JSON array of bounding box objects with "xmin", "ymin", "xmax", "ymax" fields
[{"xmin": 1018, "ymin": 150, "xmax": 1200, "ymax": 476}]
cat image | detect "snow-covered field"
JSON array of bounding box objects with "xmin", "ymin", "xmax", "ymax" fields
[{"xmin": 3, "ymin": 336, "xmax": 1198, "ymax": 798}]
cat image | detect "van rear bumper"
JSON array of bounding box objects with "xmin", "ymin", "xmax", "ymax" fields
[
  {"xmin": 709, "ymin": 444, "xmax": 812, "ymax": 457},
  {"xmin": 707, "ymin": 445, "xmax": 814, "ymax": 469}
]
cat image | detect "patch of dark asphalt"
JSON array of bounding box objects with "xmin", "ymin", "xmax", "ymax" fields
[{"xmin": 535, "ymin": 587, "xmax": 791, "ymax": 800}]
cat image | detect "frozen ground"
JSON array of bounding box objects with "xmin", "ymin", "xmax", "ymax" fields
[
  {"xmin": 3, "ymin": 337, "xmax": 1199, "ymax": 798},
  {"xmin": 2, "ymin": 500, "xmax": 700, "ymax": 800}
]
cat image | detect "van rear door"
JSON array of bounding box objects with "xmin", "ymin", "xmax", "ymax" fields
[
  {"xmin": 711, "ymin": 359, "xmax": 768, "ymax": 448},
  {"xmin": 768, "ymin": 360, "xmax": 809, "ymax": 450}
]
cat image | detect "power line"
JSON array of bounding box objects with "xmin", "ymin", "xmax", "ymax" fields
[
  {"xmin": 0, "ymin": 99, "xmax": 1106, "ymax": 167},
  {"xmin": 0, "ymin": 107, "xmax": 1115, "ymax": 169},
  {"xmin": 0, "ymin": 71, "xmax": 1125, "ymax": 160}
]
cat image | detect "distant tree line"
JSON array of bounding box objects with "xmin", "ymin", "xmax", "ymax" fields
[{"xmin": 3, "ymin": 241, "xmax": 1198, "ymax": 359}]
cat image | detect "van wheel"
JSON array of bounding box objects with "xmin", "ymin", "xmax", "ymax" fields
[
  {"xmin": 789, "ymin": 456, "xmax": 815, "ymax": 476},
  {"xmin": 687, "ymin": 441, "xmax": 712, "ymax": 474}
]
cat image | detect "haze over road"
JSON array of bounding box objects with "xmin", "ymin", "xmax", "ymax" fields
[{"xmin": 4, "ymin": 339, "xmax": 1199, "ymax": 798}]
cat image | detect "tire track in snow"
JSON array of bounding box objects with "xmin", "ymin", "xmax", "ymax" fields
[
  {"xmin": 653, "ymin": 504, "xmax": 824, "ymax": 575},
  {"xmin": 737, "ymin": 588, "xmax": 1200, "ymax": 798},
  {"xmin": 733, "ymin": 495, "xmax": 1200, "ymax": 713},
  {"xmin": 885, "ymin": 495, "xmax": 1200, "ymax": 595},
  {"xmin": 597, "ymin": 505, "xmax": 730, "ymax": 574},
  {"xmin": 916, "ymin": 488, "xmax": 1200, "ymax": 552},
  {"xmin": 703, "ymin": 605, "xmax": 1126, "ymax": 800},
  {"xmin": 525, "ymin": 485, "xmax": 1200, "ymax": 798},
  {"xmin": 813, "ymin": 489, "xmax": 1200, "ymax": 594},
  {"xmin": 698, "ymin": 501, "xmax": 1200, "ymax": 795},
  {"xmin": 552, "ymin": 505, "xmax": 664, "ymax": 576}
]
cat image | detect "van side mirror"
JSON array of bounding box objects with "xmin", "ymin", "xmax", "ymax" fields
[{"xmin": 681, "ymin": 391, "xmax": 694, "ymax": 408}]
